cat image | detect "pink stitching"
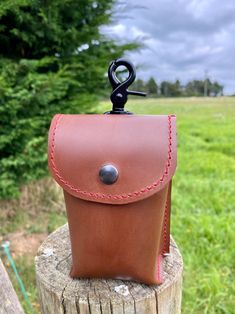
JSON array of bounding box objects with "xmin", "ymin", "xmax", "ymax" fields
[
  {"xmin": 50, "ymin": 114, "xmax": 173, "ymax": 200},
  {"xmin": 162, "ymin": 200, "xmax": 168, "ymax": 255},
  {"xmin": 157, "ymin": 254, "xmax": 162, "ymax": 282}
]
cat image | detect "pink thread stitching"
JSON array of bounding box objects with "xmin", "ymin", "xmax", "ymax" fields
[
  {"xmin": 50, "ymin": 114, "xmax": 173, "ymax": 200},
  {"xmin": 157, "ymin": 255, "xmax": 162, "ymax": 282},
  {"xmin": 162, "ymin": 200, "xmax": 168, "ymax": 255}
]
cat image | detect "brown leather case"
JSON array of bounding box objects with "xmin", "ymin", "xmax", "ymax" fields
[{"xmin": 48, "ymin": 113, "xmax": 177, "ymax": 285}]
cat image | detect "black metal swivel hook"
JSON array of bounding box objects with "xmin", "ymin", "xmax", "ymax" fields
[{"xmin": 106, "ymin": 58, "xmax": 146, "ymax": 114}]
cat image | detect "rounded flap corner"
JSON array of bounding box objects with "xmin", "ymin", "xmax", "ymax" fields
[{"xmin": 48, "ymin": 114, "xmax": 177, "ymax": 204}]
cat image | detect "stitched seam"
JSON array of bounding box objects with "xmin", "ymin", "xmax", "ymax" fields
[
  {"xmin": 50, "ymin": 115, "xmax": 173, "ymax": 200},
  {"xmin": 162, "ymin": 200, "xmax": 168, "ymax": 254},
  {"xmin": 157, "ymin": 255, "xmax": 162, "ymax": 282}
]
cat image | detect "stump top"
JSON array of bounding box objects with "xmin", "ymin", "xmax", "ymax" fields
[{"xmin": 35, "ymin": 224, "xmax": 183, "ymax": 314}]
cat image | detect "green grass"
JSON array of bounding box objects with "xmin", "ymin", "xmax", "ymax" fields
[
  {"xmin": 2, "ymin": 255, "xmax": 40, "ymax": 313},
  {"xmin": 0, "ymin": 178, "xmax": 67, "ymax": 313},
  {"xmin": 100, "ymin": 97, "xmax": 235, "ymax": 313},
  {"xmin": 1, "ymin": 97, "xmax": 235, "ymax": 313}
]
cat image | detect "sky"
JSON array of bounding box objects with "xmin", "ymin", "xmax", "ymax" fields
[{"xmin": 102, "ymin": 0, "xmax": 235, "ymax": 94}]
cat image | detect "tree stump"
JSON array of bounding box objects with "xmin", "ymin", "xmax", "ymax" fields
[{"xmin": 35, "ymin": 224, "xmax": 183, "ymax": 314}]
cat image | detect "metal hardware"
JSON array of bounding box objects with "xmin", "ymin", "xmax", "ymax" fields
[
  {"xmin": 105, "ymin": 58, "xmax": 147, "ymax": 114},
  {"xmin": 99, "ymin": 164, "xmax": 119, "ymax": 185}
]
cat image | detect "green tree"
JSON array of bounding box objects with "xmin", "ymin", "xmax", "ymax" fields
[
  {"xmin": 160, "ymin": 80, "xmax": 182, "ymax": 97},
  {"xmin": 133, "ymin": 78, "xmax": 146, "ymax": 92},
  {"xmin": 146, "ymin": 77, "xmax": 158, "ymax": 96},
  {"xmin": 185, "ymin": 80, "xmax": 204, "ymax": 96},
  {"xmin": 0, "ymin": 0, "xmax": 136, "ymax": 198},
  {"xmin": 160, "ymin": 81, "xmax": 168, "ymax": 96},
  {"xmin": 212, "ymin": 81, "xmax": 223, "ymax": 96},
  {"xmin": 184, "ymin": 79, "xmax": 223, "ymax": 97},
  {"xmin": 173, "ymin": 79, "xmax": 182, "ymax": 97}
]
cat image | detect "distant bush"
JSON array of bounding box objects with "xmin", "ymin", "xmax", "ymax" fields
[{"xmin": 0, "ymin": 1, "xmax": 136, "ymax": 198}]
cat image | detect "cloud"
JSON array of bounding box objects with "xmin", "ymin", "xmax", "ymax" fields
[{"xmin": 102, "ymin": 0, "xmax": 235, "ymax": 94}]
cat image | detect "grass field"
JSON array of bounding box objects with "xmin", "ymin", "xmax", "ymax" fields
[{"xmin": 1, "ymin": 97, "xmax": 235, "ymax": 313}]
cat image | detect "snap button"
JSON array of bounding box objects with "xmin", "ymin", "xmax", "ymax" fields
[{"xmin": 99, "ymin": 164, "xmax": 118, "ymax": 185}]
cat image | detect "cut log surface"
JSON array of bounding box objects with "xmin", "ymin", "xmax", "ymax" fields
[
  {"xmin": 35, "ymin": 224, "xmax": 183, "ymax": 314},
  {"xmin": 0, "ymin": 258, "xmax": 24, "ymax": 314}
]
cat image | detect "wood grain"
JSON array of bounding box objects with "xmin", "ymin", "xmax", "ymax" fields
[
  {"xmin": 0, "ymin": 258, "xmax": 24, "ymax": 314},
  {"xmin": 35, "ymin": 224, "xmax": 183, "ymax": 314}
]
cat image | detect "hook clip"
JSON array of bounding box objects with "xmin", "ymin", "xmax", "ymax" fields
[{"xmin": 106, "ymin": 58, "xmax": 146, "ymax": 114}]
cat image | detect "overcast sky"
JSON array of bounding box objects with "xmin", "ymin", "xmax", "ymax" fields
[{"xmin": 102, "ymin": 0, "xmax": 235, "ymax": 94}]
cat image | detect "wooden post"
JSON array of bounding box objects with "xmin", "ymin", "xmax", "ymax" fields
[
  {"xmin": 35, "ymin": 224, "xmax": 183, "ymax": 314},
  {"xmin": 0, "ymin": 258, "xmax": 24, "ymax": 314}
]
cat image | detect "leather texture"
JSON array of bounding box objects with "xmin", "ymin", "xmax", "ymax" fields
[{"xmin": 48, "ymin": 114, "xmax": 177, "ymax": 285}]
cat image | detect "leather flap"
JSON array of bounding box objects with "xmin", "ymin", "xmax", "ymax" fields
[{"xmin": 48, "ymin": 114, "xmax": 177, "ymax": 204}]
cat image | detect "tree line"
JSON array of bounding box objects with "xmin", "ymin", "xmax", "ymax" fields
[{"xmin": 131, "ymin": 77, "xmax": 224, "ymax": 97}]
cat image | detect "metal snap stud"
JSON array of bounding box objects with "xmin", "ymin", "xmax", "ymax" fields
[{"xmin": 99, "ymin": 164, "xmax": 118, "ymax": 185}]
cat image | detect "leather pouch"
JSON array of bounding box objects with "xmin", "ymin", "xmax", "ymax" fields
[{"xmin": 48, "ymin": 113, "xmax": 177, "ymax": 285}]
